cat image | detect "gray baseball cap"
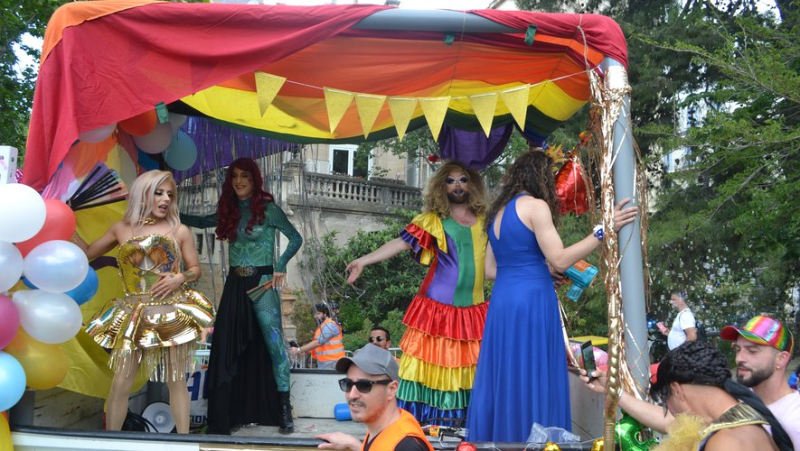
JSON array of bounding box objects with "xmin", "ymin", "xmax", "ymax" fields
[{"xmin": 335, "ymin": 344, "xmax": 399, "ymax": 381}]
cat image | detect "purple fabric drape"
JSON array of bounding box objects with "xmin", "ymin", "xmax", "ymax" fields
[
  {"xmin": 438, "ymin": 124, "xmax": 514, "ymax": 170},
  {"xmin": 172, "ymin": 117, "xmax": 299, "ymax": 181}
]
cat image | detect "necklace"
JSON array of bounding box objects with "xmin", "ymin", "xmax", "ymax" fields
[{"xmin": 142, "ymin": 217, "xmax": 157, "ymax": 225}]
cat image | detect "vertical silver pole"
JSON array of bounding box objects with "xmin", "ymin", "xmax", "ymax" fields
[{"xmin": 602, "ymin": 57, "xmax": 649, "ymax": 391}]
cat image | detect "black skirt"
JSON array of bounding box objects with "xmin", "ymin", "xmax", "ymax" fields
[{"xmin": 205, "ymin": 267, "xmax": 280, "ymax": 434}]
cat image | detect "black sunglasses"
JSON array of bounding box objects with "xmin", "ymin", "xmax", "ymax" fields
[
  {"xmin": 368, "ymin": 336, "xmax": 385, "ymax": 343},
  {"xmin": 446, "ymin": 177, "xmax": 469, "ymax": 185},
  {"xmin": 338, "ymin": 378, "xmax": 393, "ymax": 394}
]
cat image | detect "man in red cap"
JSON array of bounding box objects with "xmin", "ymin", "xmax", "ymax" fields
[{"xmin": 581, "ymin": 315, "xmax": 798, "ymax": 449}]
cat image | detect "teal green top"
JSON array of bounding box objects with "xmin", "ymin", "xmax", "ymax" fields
[{"xmin": 182, "ymin": 200, "xmax": 302, "ymax": 272}]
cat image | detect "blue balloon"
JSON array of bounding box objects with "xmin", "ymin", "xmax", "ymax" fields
[
  {"xmin": 164, "ymin": 131, "xmax": 198, "ymax": 171},
  {"xmin": 22, "ymin": 275, "xmax": 36, "ymax": 289},
  {"xmin": 64, "ymin": 267, "xmax": 99, "ymax": 305},
  {"xmin": 0, "ymin": 351, "xmax": 26, "ymax": 411}
]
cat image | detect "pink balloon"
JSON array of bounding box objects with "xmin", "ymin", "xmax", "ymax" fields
[
  {"xmin": 78, "ymin": 123, "xmax": 117, "ymax": 143},
  {"xmin": 133, "ymin": 121, "xmax": 173, "ymax": 154},
  {"xmin": 593, "ymin": 347, "xmax": 608, "ymax": 367},
  {"xmin": 0, "ymin": 295, "xmax": 20, "ymax": 349}
]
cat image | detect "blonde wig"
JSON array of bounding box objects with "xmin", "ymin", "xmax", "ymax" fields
[
  {"xmin": 123, "ymin": 170, "xmax": 180, "ymax": 232},
  {"xmin": 423, "ymin": 160, "xmax": 487, "ymax": 219}
]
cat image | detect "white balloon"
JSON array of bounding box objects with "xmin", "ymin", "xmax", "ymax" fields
[
  {"xmin": 0, "ymin": 241, "xmax": 23, "ymax": 292},
  {"xmin": 78, "ymin": 123, "xmax": 117, "ymax": 143},
  {"xmin": 0, "ymin": 184, "xmax": 46, "ymax": 243},
  {"xmin": 168, "ymin": 113, "xmax": 187, "ymax": 133},
  {"xmin": 133, "ymin": 121, "xmax": 173, "ymax": 154},
  {"xmin": 23, "ymin": 240, "xmax": 89, "ymax": 293},
  {"xmin": 12, "ymin": 290, "xmax": 83, "ymax": 344}
]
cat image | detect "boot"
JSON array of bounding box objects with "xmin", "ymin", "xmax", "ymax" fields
[{"xmin": 278, "ymin": 391, "xmax": 294, "ymax": 434}]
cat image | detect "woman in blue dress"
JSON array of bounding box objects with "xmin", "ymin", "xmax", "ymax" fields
[{"xmin": 466, "ymin": 149, "xmax": 637, "ymax": 442}]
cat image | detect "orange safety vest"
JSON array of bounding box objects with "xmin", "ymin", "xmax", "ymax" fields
[
  {"xmin": 311, "ymin": 317, "xmax": 344, "ymax": 363},
  {"xmin": 362, "ymin": 409, "xmax": 433, "ymax": 451}
]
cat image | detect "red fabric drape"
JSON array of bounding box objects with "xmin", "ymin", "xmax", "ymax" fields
[
  {"xmin": 471, "ymin": 10, "xmax": 628, "ymax": 68},
  {"xmin": 24, "ymin": 3, "xmax": 391, "ymax": 190}
]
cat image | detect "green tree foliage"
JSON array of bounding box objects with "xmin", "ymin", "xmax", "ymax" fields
[
  {"xmin": 517, "ymin": 0, "xmax": 798, "ymax": 332},
  {"xmin": 643, "ymin": 4, "xmax": 799, "ymax": 329},
  {"xmin": 297, "ymin": 210, "xmax": 427, "ymax": 340},
  {"xmin": 0, "ymin": 0, "xmax": 68, "ymax": 158}
]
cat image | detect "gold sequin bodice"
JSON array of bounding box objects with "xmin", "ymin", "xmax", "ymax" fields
[{"xmin": 117, "ymin": 235, "xmax": 181, "ymax": 296}]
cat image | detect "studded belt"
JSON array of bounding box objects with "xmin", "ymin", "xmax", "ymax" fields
[{"xmin": 230, "ymin": 265, "xmax": 273, "ymax": 278}]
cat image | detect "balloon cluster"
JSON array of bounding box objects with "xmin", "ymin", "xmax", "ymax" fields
[
  {"xmin": 78, "ymin": 111, "xmax": 197, "ymax": 171},
  {"xmin": 0, "ymin": 184, "xmax": 98, "ymax": 414}
]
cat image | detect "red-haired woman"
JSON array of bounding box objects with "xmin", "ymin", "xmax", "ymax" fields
[{"xmin": 185, "ymin": 158, "xmax": 302, "ymax": 435}]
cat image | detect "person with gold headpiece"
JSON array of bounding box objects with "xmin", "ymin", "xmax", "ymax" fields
[
  {"xmin": 345, "ymin": 160, "xmax": 489, "ymax": 425},
  {"xmin": 77, "ymin": 169, "xmax": 215, "ymax": 434}
]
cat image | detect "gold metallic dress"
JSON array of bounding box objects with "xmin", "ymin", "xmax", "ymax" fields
[{"xmin": 85, "ymin": 234, "xmax": 215, "ymax": 382}]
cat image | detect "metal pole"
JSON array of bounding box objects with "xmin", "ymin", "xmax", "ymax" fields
[
  {"xmin": 602, "ymin": 57, "xmax": 649, "ymax": 391},
  {"xmin": 351, "ymin": 9, "xmax": 521, "ymax": 33}
]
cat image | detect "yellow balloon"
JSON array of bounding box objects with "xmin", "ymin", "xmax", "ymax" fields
[
  {"xmin": 4, "ymin": 328, "xmax": 68, "ymax": 390},
  {"xmin": 0, "ymin": 413, "xmax": 11, "ymax": 451}
]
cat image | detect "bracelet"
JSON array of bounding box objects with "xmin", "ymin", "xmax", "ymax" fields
[{"xmin": 592, "ymin": 224, "xmax": 604, "ymax": 242}]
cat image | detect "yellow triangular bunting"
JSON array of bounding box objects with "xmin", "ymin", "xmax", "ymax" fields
[
  {"xmin": 419, "ymin": 97, "xmax": 451, "ymax": 141},
  {"xmin": 500, "ymin": 85, "xmax": 530, "ymax": 129},
  {"xmin": 387, "ymin": 97, "xmax": 418, "ymax": 142},
  {"xmin": 469, "ymin": 92, "xmax": 499, "ymax": 137},
  {"xmin": 355, "ymin": 94, "xmax": 386, "ymax": 138},
  {"xmin": 324, "ymin": 88, "xmax": 355, "ymax": 133},
  {"xmin": 254, "ymin": 72, "xmax": 286, "ymax": 117}
]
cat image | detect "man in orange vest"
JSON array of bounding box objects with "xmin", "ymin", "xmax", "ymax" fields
[
  {"xmin": 290, "ymin": 303, "xmax": 344, "ymax": 370},
  {"xmin": 315, "ymin": 345, "xmax": 433, "ymax": 450}
]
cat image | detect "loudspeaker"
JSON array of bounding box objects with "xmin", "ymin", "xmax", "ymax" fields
[{"xmin": 141, "ymin": 402, "xmax": 176, "ymax": 433}]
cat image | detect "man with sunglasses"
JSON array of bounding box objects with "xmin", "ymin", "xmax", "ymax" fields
[
  {"xmin": 345, "ymin": 161, "xmax": 489, "ymax": 424},
  {"xmin": 315, "ymin": 345, "xmax": 433, "ymax": 450},
  {"xmin": 580, "ymin": 315, "xmax": 798, "ymax": 448},
  {"xmin": 369, "ymin": 327, "xmax": 392, "ymax": 351}
]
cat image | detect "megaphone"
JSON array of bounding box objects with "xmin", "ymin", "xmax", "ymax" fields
[{"xmin": 141, "ymin": 402, "xmax": 176, "ymax": 433}]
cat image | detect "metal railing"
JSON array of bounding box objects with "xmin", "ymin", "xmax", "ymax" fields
[{"xmin": 303, "ymin": 172, "xmax": 421, "ymax": 208}]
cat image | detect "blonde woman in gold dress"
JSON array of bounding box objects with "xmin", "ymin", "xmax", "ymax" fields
[{"xmin": 78, "ymin": 170, "xmax": 215, "ymax": 433}]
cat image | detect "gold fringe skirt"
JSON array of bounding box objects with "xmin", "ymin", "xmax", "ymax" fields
[{"xmin": 85, "ymin": 288, "xmax": 215, "ymax": 382}]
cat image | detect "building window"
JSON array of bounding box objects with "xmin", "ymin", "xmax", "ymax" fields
[{"xmin": 329, "ymin": 145, "xmax": 371, "ymax": 178}]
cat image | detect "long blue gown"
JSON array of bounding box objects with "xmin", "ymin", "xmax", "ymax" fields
[{"xmin": 466, "ymin": 194, "xmax": 571, "ymax": 442}]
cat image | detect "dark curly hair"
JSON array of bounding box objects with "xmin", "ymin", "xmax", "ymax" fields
[
  {"xmin": 650, "ymin": 341, "xmax": 792, "ymax": 451},
  {"xmin": 215, "ymin": 158, "xmax": 274, "ymax": 242},
  {"xmin": 485, "ymin": 148, "xmax": 559, "ymax": 235}
]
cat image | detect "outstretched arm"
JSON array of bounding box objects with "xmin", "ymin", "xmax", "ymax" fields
[
  {"xmin": 533, "ymin": 198, "xmax": 637, "ymax": 273},
  {"xmin": 579, "ymin": 369, "xmax": 673, "ymax": 433},
  {"xmin": 345, "ymin": 237, "xmax": 411, "ymax": 284}
]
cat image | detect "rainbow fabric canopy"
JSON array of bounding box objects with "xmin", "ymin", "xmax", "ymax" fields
[{"xmin": 23, "ymin": 0, "xmax": 627, "ymax": 191}]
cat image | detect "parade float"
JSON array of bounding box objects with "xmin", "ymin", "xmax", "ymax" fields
[{"xmin": 0, "ymin": 1, "xmax": 652, "ymax": 449}]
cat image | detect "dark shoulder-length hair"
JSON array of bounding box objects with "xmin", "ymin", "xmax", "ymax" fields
[
  {"xmin": 215, "ymin": 158, "xmax": 274, "ymax": 242},
  {"xmin": 485, "ymin": 148, "xmax": 558, "ymax": 235},
  {"xmin": 650, "ymin": 341, "xmax": 793, "ymax": 451}
]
